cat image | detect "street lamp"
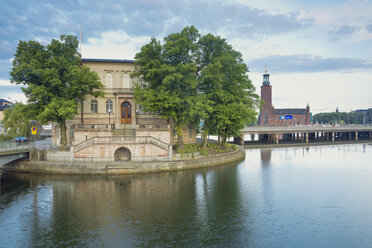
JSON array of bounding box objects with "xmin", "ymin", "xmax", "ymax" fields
[{"xmin": 108, "ymin": 107, "xmax": 112, "ymax": 127}]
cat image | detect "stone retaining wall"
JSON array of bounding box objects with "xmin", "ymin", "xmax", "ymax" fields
[{"xmin": 2, "ymin": 148, "xmax": 245, "ymax": 175}]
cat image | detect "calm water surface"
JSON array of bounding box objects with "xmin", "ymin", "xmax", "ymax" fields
[{"xmin": 1, "ymin": 144, "xmax": 372, "ymax": 247}]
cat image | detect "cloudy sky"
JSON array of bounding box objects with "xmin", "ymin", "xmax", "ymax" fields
[{"xmin": 1, "ymin": 0, "xmax": 371, "ymax": 113}]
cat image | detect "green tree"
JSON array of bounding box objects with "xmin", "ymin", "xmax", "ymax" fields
[
  {"xmin": 10, "ymin": 35, "xmax": 103, "ymax": 149},
  {"xmin": 132, "ymin": 26, "xmax": 200, "ymax": 150},
  {"xmin": 3, "ymin": 103, "xmax": 32, "ymax": 138},
  {"xmin": 197, "ymin": 34, "xmax": 259, "ymax": 147}
]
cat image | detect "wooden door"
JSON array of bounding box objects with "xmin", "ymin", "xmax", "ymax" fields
[{"xmin": 121, "ymin": 102, "xmax": 132, "ymax": 124}]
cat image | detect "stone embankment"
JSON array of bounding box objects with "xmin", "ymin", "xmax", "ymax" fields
[{"xmin": 2, "ymin": 146, "xmax": 245, "ymax": 175}]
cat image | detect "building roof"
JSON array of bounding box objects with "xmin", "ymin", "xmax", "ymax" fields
[
  {"xmin": 82, "ymin": 58, "xmax": 135, "ymax": 63},
  {"xmin": 0, "ymin": 98, "xmax": 12, "ymax": 104},
  {"xmin": 274, "ymin": 108, "xmax": 308, "ymax": 115}
]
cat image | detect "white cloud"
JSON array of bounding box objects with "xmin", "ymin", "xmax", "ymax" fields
[
  {"xmin": 6, "ymin": 92, "xmax": 27, "ymax": 103},
  {"xmin": 0, "ymin": 80, "xmax": 12, "ymax": 86},
  {"xmin": 250, "ymin": 71, "xmax": 372, "ymax": 113},
  {"xmin": 82, "ymin": 31, "xmax": 151, "ymax": 59}
]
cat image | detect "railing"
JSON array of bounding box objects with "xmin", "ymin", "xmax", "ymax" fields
[
  {"xmin": 138, "ymin": 124, "xmax": 170, "ymax": 131},
  {"xmin": 0, "ymin": 140, "xmax": 55, "ymax": 153},
  {"xmin": 76, "ymin": 124, "xmax": 115, "ymax": 130},
  {"xmin": 242, "ymin": 124, "xmax": 372, "ymax": 133},
  {"xmin": 75, "ymin": 124, "xmax": 169, "ymax": 131},
  {"xmin": 74, "ymin": 135, "xmax": 171, "ymax": 152},
  {"xmin": 0, "ymin": 141, "xmax": 31, "ymax": 152}
]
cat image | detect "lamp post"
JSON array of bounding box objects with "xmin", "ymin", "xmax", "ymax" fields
[{"xmin": 108, "ymin": 107, "xmax": 112, "ymax": 127}]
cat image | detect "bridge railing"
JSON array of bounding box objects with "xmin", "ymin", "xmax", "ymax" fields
[
  {"xmin": 0, "ymin": 141, "xmax": 31, "ymax": 152},
  {"xmin": 242, "ymin": 124, "xmax": 372, "ymax": 133}
]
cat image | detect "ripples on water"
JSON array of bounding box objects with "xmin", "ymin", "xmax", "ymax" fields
[{"xmin": 0, "ymin": 144, "xmax": 372, "ymax": 247}]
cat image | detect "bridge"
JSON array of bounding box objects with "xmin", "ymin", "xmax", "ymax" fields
[
  {"xmin": 0, "ymin": 142, "xmax": 32, "ymax": 165},
  {"xmin": 240, "ymin": 125, "xmax": 372, "ymax": 144},
  {"xmin": 0, "ymin": 140, "xmax": 53, "ymax": 167}
]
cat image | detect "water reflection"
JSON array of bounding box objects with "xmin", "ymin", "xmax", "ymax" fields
[
  {"xmin": 1, "ymin": 144, "xmax": 372, "ymax": 247},
  {"xmin": 260, "ymin": 149, "xmax": 272, "ymax": 166},
  {"xmin": 0, "ymin": 160, "xmax": 249, "ymax": 247}
]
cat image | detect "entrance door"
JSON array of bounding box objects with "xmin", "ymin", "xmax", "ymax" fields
[{"xmin": 121, "ymin": 102, "xmax": 132, "ymax": 124}]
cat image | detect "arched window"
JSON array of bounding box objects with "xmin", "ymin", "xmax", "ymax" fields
[
  {"xmin": 106, "ymin": 99, "xmax": 113, "ymax": 113},
  {"xmin": 91, "ymin": 99, "xmax": 98, "ymax": 113},
  {"xmin": 105, "ymin": 72, "xmax": 113, "ymax": 88},
  {"xmin": 122, "ymin": 74, "xmax": 131, "ymax": 89}
]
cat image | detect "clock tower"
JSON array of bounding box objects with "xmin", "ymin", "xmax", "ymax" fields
[{"xmin": 259, "ymin": 69, "xmax": 274, "ymax": 126}]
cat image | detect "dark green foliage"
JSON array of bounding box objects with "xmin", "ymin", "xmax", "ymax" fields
[
  {"xmin": 133, "ymin": 27, "xmax": 260, "ymax": 150},
  {"xmin": 10, "ymin": 35, "xmax": 104, "ymax": 148},
  {"xmin": 197, "ymin": 33, "xmax": 260, "ymax": 147},
  {"xmin": 180, "ymin": 143, "xmax": 238, "ymax": 157},
  {"xmin": 2, "ymin": 103, "xmax": 32, "ymax": 138},
  {"xmin": 313, "ymin": 110, "xmax": 372, "ymax": 125},
  {"xmin": 0, "ymin": 134, "xmax": 13, "ymax": 141},
  {"xmin": 132, "ymin": 27, "xmax": 200, "ymax": 150}
]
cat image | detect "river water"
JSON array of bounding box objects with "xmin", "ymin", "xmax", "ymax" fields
[{"xmin": 1, "ymin": 144, "xmax": 372, "ymax": 248}]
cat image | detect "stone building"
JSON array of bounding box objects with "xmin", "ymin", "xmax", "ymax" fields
[
  {"xmin": 0, "ymin": 99, "xmax": 13, "ymax": 135},
  {"xmin": 258, "ymin": 70, "xmax": 311, "ymax": 126},
  {"xmin": 52, "ymin": 58, "xmax": 196, "ymax": 161}
]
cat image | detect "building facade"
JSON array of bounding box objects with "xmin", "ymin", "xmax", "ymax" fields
[
  {"xmin": 0, "ymin": 99, "xmax": 13, "ymax": 135},
  {"xmin": 258, "ymin": 70, "xmax": 311, "ymax": 126},
  {"xmin": 52, "ymin": 59, "xmax": 196, "ymax": 161}
]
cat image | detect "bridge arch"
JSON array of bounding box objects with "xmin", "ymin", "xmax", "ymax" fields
[{"xmin": 114, "ymin": 147, "xmax": 131, "ymax": 161}]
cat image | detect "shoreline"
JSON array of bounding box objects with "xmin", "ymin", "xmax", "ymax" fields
[
  {"xmin": 243, "ymin": 140, "xmax": 372, "ymax": 149},
  {"xmin": 0, "ymin": 147, "xmax": 245, "ymax": 175}
]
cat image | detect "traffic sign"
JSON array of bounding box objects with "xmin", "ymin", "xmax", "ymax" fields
[
  {"xmin": 32, "ymin": 127, "xmax": 37, "ymax": 135},
  {"xmin": 279, "ymin": 115, "xmax": 293, "ymax": 120}
]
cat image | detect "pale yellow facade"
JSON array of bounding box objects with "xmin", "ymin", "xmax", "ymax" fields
[{"xmin": 52, "ymin": 59, "xmax": 196, "ymax": 161}]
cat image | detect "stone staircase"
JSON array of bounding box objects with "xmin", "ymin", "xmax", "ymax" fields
[{"xmin": 74, "ymin": 135, "xmax": 171, "ymax": 153}]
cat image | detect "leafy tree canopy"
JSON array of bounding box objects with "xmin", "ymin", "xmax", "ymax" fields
[
  {"xmin": 10, "ymin": 35, "xmax": 103, "ymax": 148},
  {"xmin": 133, "ymin": 27, "xmax": 260, "ymax": 148},
  {"xmin": 3, "ymin": 103, "xmax": 32, "ymax": 138},
  {"xmin": 132, "ymin": 26, "xmax": 200, "ymax": 149}
]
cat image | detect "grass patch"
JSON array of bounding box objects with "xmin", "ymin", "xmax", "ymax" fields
[{"xmin": 177, "ymin": 143, "xmax": 238, "ymax": 157}]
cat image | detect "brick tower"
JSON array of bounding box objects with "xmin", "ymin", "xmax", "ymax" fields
[{"xmin": 259, "ymin": 69, "xmax": 274, "ymax": 126}]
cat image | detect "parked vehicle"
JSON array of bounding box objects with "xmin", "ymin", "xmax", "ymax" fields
[{"xmin": 14, "ymin": 137, "xmax": 29, "ymax": 143}]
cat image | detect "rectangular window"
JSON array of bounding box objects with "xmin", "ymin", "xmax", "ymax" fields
[
  {"xmin": 91, "ymin": 100, "xmax": 98, "ymax": 113},
  {"xmin": 264, "ymin": 113, "xmax": 269, "ymax": 124}
]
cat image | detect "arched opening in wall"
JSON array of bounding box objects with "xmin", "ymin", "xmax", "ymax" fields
[{"xmin": 114, "ymin": 147, "xmax": 131, "ymax": 161}]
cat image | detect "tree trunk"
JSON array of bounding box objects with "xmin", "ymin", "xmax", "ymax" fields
[
  {"xmin": 80, "ymin": 100, "xmax": 84, "ymax": 124},
  {"xmin": 176, "ymin": 121, "xmax": 184, "ymax": 151},
  {"xmin": 202, "ymin": 122, "xmax": 208, "ymax": 149},
  {"xmin": 177, "ymin": 132, "xmax": 184, "ymax": 151},
  {"xmin": 59, "ymin": 119, "xmax": 67, "ymax": 150},
  {"xmin": 220, "ymin": 129, "xmax": 227, "ymax": 148}
]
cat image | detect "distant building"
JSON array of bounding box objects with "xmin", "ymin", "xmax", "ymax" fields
[
  {"xmin": 354, "ymin": 108, "xmax": 372, "ymax": 113},
  {"xmin": 258, "ymin": 70, "xmax": 311, "ymax": 126},
  {"xmin": 0, "ymin": 99, "xmax": 13, "ymax": 135}
]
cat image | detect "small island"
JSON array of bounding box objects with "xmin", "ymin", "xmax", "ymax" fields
[{"xmin": 1, "ymin": 27, "xmax": 258, "ymax": 174}]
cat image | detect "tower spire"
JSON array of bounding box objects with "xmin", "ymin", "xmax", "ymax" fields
[{"xmin": 262, "ymin": 67, "xmax": 270, "ymax": 86}]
